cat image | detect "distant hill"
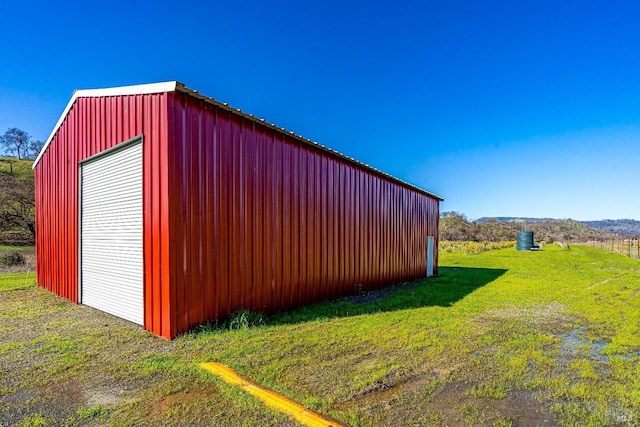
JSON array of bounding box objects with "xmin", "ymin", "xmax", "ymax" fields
[
  {"xmin": 442, "ymin": 212, "xmax": 620, "ymax": 243},
  {"xmin": 580, "ymin": 219, "xmax": 640, "ymax": 236},
  {"xmin": 476, "ymin": 217, "xmax": 556, "ymax": 223},
  {"xmin": 474, "ymin": 216, "xmax": 640, "ymax": 236},
  {"xmin": 475, "ymin": 216, "xmax": 640, "ymax": 236}
]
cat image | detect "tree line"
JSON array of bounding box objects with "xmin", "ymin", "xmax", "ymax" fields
[{"xmin": 440, "ymin": 211, "xmax": 617, "ymax": 243}]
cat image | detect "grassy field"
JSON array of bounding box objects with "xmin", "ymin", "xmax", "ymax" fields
[
  {"xmin": 1, "ymin": 245, "xmax": 640, "ymax": 426},
  {"xmin": 0, "ymin": 157, "xmax": 34, "ymax": 179}
]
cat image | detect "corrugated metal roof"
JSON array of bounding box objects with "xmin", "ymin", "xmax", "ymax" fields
[{"xmin": 34, "ymin": 81, "xmax": 443, "ymax": 201}]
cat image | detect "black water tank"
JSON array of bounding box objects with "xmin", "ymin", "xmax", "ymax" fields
[{"xmin": 516, "ymin": 230, "xmax": 534, "ymax": 251}]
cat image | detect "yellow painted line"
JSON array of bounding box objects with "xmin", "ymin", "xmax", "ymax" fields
[{"xmin": 200, "ymin": 362, "xmax": 346, "ymax": 427}]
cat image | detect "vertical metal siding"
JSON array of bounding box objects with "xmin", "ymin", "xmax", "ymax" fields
[
  {"xmin": 34, "ymin": 93, "xmax": 173, "ymax": 338},
  {"xmin": 167, "ymin": 91, "xmax": 440, "ymax": 336}
]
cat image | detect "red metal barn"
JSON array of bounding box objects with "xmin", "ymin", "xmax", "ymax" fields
[{"xmin": 33, "ymin": 82, "xmax": 442, "ymax": 339}]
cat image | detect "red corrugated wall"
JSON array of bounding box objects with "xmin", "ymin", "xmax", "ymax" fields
[
  {"xmin": 167, "ymin": 91, "xmax": 439, "ymax": 336},
  {"xmin": 34, "ymin": 93, "xmax": 175, "ymax": 338}
]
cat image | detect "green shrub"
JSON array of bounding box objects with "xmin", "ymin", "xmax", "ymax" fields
[
  {"xmin": 228, "ymin": 310, "xmax": 265, "ymax": 330},
  {"xmin": 0, "ymin": 250, "xmax": 25, "ymax": 266}
]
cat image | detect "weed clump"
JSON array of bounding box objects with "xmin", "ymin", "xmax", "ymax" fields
[
  {"xmin": 228, "ymin": 310, "xmax": 265, "ymax": 330},
  {"xmin": 0, "ymin": 250, "xmax": 25, "ymax": 266},
  {"xmin": 188, "ymin": 310, "xmax": 265, "ymax": 335}
]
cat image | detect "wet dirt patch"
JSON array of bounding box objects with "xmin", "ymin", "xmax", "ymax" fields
[
  {"xmin": 492, "ymin": 390, "xmax": 554, "ymax": 426},
  {"xmin": 146, "ymin": 385, "xmax": 213, "ymax": 421},
  {"xmin": 557, "ymin": 327, "xmax": 609, "ymax": 363},
  {"xmin": 337, "ymin": 374, "xmax": 433, "ymax": 411},
  {"xmin": 424, "ymin": 383, "xmax": 552, "ymax": 426},
  {"xmin": 336, "ymin": 378, "xmax": 556, "ymax": 426}
]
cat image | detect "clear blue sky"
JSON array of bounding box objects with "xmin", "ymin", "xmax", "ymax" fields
[{"xmin": 1, "ymin": 1, "xmax": 639, "ymax": 221}]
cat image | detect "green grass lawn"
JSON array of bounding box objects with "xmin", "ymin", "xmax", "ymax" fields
[
  {"xmin": 1, "ymin": 245, "xmax": 639, "ymax": 426},
  {"xmin": 0, "ymin": 271, "xmax": 37, "ymax": 291}
]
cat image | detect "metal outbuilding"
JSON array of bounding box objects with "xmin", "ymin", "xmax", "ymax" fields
[{"xmin": 33, "ymin": 82, "xmax": 442, "ymax": 339}]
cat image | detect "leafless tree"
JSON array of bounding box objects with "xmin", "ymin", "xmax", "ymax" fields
[{"xmin": 0, "ymin": 128, "xmax": 30, "ymax": 160}]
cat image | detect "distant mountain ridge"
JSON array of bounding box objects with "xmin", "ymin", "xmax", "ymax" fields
[
  {"xmin": 475, "ymin": 217, "xmax": 556, "ymax": 223},
  {"xmin": 475, "ymin": 217, "xmax": 640, "ymax": 236},
  {"xmin": 580, "ymin": 219, "xmax": 640, "ymax": 236}
]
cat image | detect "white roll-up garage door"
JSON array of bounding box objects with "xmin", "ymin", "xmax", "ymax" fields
[{"xmin": 80, "ymin": 139, "xmax": 143, "ymax": 325}]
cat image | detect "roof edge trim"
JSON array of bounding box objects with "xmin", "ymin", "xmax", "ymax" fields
[
  {"xmin": 33, "ymin": 81, "xmax": 177, "ymax": 167},
  {"xmin": 173, "ymin": 83, "xmax": 443, "ymax": 201}
]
